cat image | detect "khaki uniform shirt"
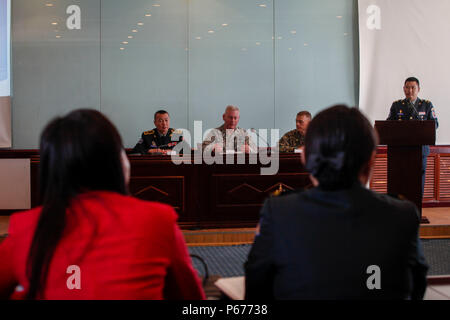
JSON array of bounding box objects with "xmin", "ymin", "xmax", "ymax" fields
[{"xmin": 202, "ymin": 124, "xmax": 257, "ymax": 153}]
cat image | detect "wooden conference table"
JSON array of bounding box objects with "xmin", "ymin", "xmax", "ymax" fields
[
  {"xmin": 3, "ymin": 146, "xmax": 449, "ymax": 228},
  {"xmin": 126, "ymin": 152, "xmax": 310, "ymax": 229}
]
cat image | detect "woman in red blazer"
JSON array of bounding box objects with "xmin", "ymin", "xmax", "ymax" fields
[{"xmin": 0, "ymin": 109, "xmax": 205, "ymax": 300}]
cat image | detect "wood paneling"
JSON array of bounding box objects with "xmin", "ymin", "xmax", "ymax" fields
[
  {"xmin": 2, "ymin": 147, "xmax": 450, "ymax": 228},
  {"xmin": 440, "ymin": 155, "xmax": 450, "ymax": 200},
  {"xmin": 370, "ymin": 155, "xmax": 387, "ymax": 194}
]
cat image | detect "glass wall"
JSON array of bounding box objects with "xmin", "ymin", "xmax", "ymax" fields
[{"xmin": 11, "ymin": 0, "xmax": 358, "ymax": 148}]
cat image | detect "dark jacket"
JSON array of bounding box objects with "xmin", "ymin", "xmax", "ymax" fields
[{"xmin": 245, "ymin": 184, "xmax": 428, "ymax": 300}]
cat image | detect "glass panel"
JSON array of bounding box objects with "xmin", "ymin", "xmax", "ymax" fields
[
  {"xmin": 101, "ymin": 0, "xmax": 188, "ymax": 148},
  {"xmin": 188, "ymin": 0, "xmax": 274, "ymax": 141},
  {"xmin": 12, "ymin": 0, "xmax": 100, "ymax": 148},
  {"xmin": 275, "ymin": 0, "xmax": 358, "ymax": 137},
  {"xmin": 10, "ymin": 0, "xmax": 358, "ymax": 149}
]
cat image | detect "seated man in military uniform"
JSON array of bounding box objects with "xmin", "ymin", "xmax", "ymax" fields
[
  {"xmin": 202, "ymin": 105, "xmax": 257, "ymax": 154},
  {"xmin": 278, "ymin": 111, "xmax": 312, "ymax": 153},
  {"xmin": 132, "ymin": 110, "xmax": 183, "ymax": 155},
  {"xmin": 387, "ymin": 77, "xmax": 438, "ymax": 194}
]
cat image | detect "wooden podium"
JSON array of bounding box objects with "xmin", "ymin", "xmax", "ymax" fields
[{"xmin": 374, "ymin": 121, "xmax": 436, "ymax": 223}]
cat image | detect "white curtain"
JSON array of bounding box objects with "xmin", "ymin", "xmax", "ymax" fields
[{"xmin": 358, "ymin": 0, "xmax": 450, "ymax": 144}]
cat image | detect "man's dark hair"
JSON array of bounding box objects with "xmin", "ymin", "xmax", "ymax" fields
[
  {"xmin": 405, "ymin": 77, "xmax": 420, "ymax": 87},
  {"xmin": 304, "ymin": 105, "xmax": 378, "ymax": 191},
  {"xmin": 27, "ymin": 109, "xmax": 127, "ymax": 299},
  {"xmin": 297, "ymin": 111, "xmax": 312, "ymax": 119},
  {"xmin": 154, "ymin": 110, "xmax": 169, "ymax": 120}
]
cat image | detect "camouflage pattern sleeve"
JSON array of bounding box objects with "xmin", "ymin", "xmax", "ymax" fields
[
  {"xmin": 202, "ymin": 128, "xmax": 222, "ymax": 151},
  {"xmin": 245, "ymin": 132, "xmax": 258, "ymax": 153},
  {"xmin": 278, "ymin": 132, "xmax": 295, "ymax": 153}
]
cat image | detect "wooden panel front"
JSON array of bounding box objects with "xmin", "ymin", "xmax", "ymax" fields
[
  {"xmin": 439, "ymin": 155, "xmax": 450, "ymax": 200},
  {"xmin": 2, "ymin": 147, "xmax": 450, "ymax": 227},
  {"xmin": 209, "ymin": 173, "xmax": 310, "ymax": 221},
  {"xmin": 129, "ymin": 176, "xmax": 185, "ymax": 215}
]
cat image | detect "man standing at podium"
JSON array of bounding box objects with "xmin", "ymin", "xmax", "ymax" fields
[{"xmin": 387, "ymin": 77, "xmax": 439, "ymax": 195}]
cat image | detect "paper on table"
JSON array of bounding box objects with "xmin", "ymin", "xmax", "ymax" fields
[
  {"xmin": 214, "ymin": 276, "xmax": 245, "ymax": 300},
  {"xmin": 220, "ymin": 150, "xmax": 243, "ymax": 155}
]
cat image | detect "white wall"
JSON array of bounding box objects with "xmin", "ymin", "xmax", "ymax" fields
[
  {"xmin": 0, "ymin": 159, "xmax": 30, "ymax": 209},
  {"xmin": 359, "ymin": 0, "xmax": 450, "ymax": 144}
]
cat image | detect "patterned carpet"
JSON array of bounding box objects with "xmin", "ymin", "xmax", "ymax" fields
[{"xmin": 189, "ymin": 239, "xmax": 450, "ymax": 278}]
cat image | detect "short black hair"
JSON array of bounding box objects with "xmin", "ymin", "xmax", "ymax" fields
[
  {"xmin": 297, "ymin": 111, "xmax": 312, "ymax": 119},
  {"xmin": 154, "ymin": 110, "xmax": 169, "ymax": 120},
  {"xmin": 404, "ymin": 77, "xmax": 420, "ymax": 87},
  {"xmin": 304, "ymin": 105, "xmax": 378, "ymax": 190}
]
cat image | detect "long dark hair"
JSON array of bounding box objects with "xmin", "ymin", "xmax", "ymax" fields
[
  {"xmin": 26, "ymin": 109, "xmax": 128, "ymax": 299},
  {"xmin": 304, "ymin": 105, "xmax": 378, "ymax": 190}
]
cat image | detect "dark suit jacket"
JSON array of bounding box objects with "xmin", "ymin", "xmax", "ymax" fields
[{"xmin": 245, "ymin": 183, "xmax": 428, "ymax": 300}]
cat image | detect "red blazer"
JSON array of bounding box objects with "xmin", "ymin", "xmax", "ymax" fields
[{"xmin": 0, "ymin": 191, "xmax": 205, "ymax": 300}]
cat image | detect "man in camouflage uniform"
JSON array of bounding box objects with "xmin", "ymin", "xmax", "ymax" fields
[
  {"xmin": 132, "ymin": 110, "xmax": 183, "ymax": 155},
  {"xmin": 202, "ymin": 105, "xmax": 257, "ymax": 153},
  {"xmin": 278, "ymin": 111, "xmax": 312, "ymax": 153},
  {"xmin": 387, "ymin": 77, "xmax": 439, "ymax": 195}
]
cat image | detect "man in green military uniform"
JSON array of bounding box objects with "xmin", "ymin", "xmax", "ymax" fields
[
  {"xmin": 132, "ymin": 110, "xmax": 183, "ymax": 155},
  {"xmin": 278, "ymin": 111, "xmax": 312, "ymax": 153},
  {"xmin": 387, "ymin": 77, "xmax": 439, "ymax": 195}
]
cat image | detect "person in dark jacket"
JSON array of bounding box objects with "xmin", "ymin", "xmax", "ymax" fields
[{"xmin": 245, "ymin": 104, "xmax": 428, "ymax": 300}]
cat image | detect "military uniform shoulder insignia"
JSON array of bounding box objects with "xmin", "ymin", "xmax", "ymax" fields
[
  {"xmin": 173, "ymin": 129, "xmax": 183, "ymax": 134},
  {"xmin": 143, "ymin": 129, "xmax": 155, "ymax": 135}
]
